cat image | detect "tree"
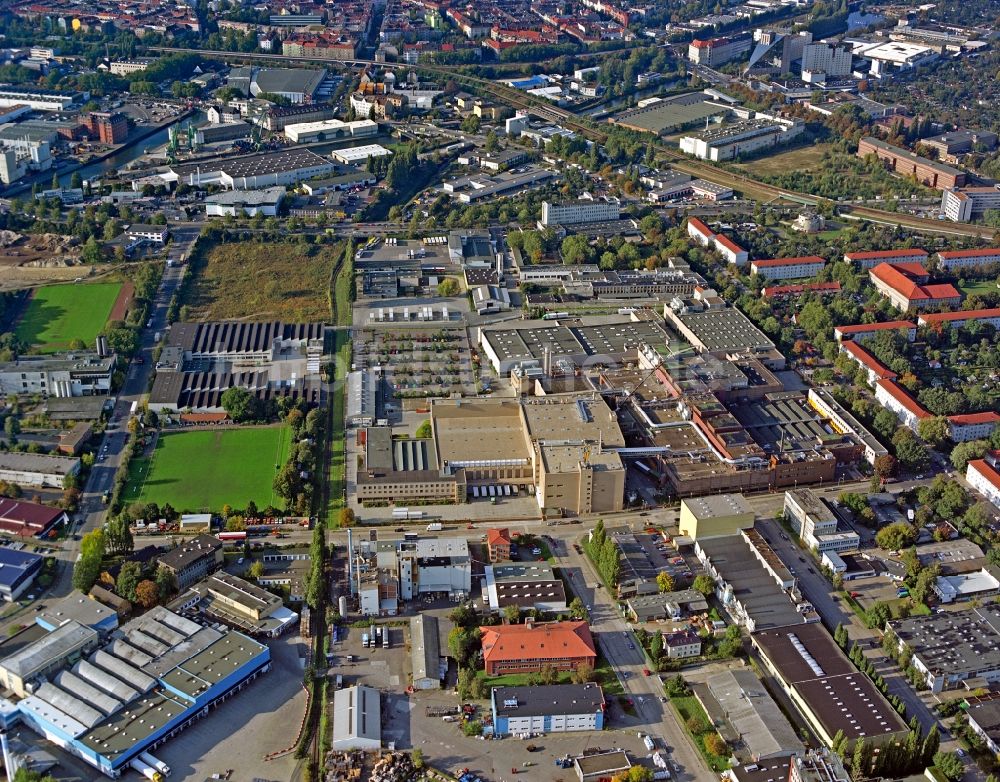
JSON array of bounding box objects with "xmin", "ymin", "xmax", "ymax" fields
[
  {"xmin": 657, "ymin": 571, "xmax": 675, "ymax": 593},
  {"xmin": 135, "ymin": 579, "xmax": 159, "ymax": 608},
  {"xmin": 81, "ymin": 235, "xmax": 103, "ymax": 264},
  {"xmin": 692, "ymin": 574, "xmax": 715, "ymax": 597},
  {"xmin": 561, "ymin": 234, "xmax": 593, "ymax": 265},
  {"xmin": 411, "ymin": 749, "xmax": 424, "ymax": 770},
  {"xmin": 154, "ymin": 565, "xmax": 176, "ymax": 600},
  {"xmin": 221, "ymin": 386, "xmax": 255, "ymax": 422},
  {"xmin": 921, "ymin": 724, "xmax": 940, "ymax": 767},
  {"xmin": 664, "ymin": 674, "xmax": 689, "ymax": 697},
  {"xmin": 918, "ymin": 416, "xmax": 951, "ymax": 447},
  {"xmin": 611, "ymin": 768, "xmax": 653, "ymax": 782},
  {"xmin": 415, "ymin": 419, "xmax": 433, "ymax": 439},
  {"xmin": 704, "ymin": 733, "xmax": 727, "ymax": 757},
  {"xmin": 448, "ymin": 626, "xmax": 481, "ymax": 668},
  {"xmin": 225, "ymin": 515, "xmax": 246, "ymax": 532},
  {"xmin": 4, "ymin": 414, "xmax": 19, "ymax": 444},
  {"xmin": 911, "ymin": 565, "xmax": 940, "ymax": 606},
  {"xmin": 572, "ymin": 661, "xmax": 596, "ymax": 684},
  {"xmin": 951, "ymin": 439, "xmax": 989, "ymax": 471},
  {"xmin": 538, "ymin": 664, "xmax": 558, "ymax": 685},
  {"xmin": 72, "ymin": 528, "xmax": 105, "ymax": 593},
  {"xmin": 104, "ymin": 515, "xmax": 133, "ymax": 556},
  {"xmin": 865, "ymin": 601, "xmax": 892, "ymax": 630},
  {"xmin": 686, "ymin": 714, "xmax": 707, "ymax": 734},
  {"xmin": 834, "ymin": 623, "xmax": 849, "ymax": 648},
  {"xmin": 116, "ymin": 561, "xmax": 143, "ymax": 602},
  {"xmin": 933, "ymin": 752, "xmax": 964, "ymax": 782},
  {"xmin": 14, "ymin": 770, "xmax": 56, "ymax": 782},
  {"xmin": 893, "ymin": 427, "xmax": 930, "ymax": 471},
  {"xmin": 873, "ymin": 454, "xmax": 898, "ymax": 479},
  {"xmin": 503, "ymin": 603, "xmax": 520, "ymax": 624},
  {"xmin": 338, "ymin": 508, "xmax": 355, "ymax": 527},
  {"xmin": 650, "ymin": 630, "xmax": 663, "ymax": 661},
  {"xmin": 875, "ymin": 522, "xmax": 918, "ymax": 551},
  {"xmin": 460, "ymin": 114, "xmax": 481, "ymax": 134},
  {"xmin": 247, "ymin": 560, "xmax": 264, "ymax": 579},
  {"xmin": 568, "ymin": 596, "xmax": 588, "ymax": 619},
  {"xmin": 436, "ymin": 277, "xmax": 460, "ymax": 297}
]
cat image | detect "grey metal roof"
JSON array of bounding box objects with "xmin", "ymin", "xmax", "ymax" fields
[
  {"xmin": 35, "ymin": 682, "xmax": 105, "ymax": 728},
  {"xmin": 91, "ymin": 650, "xmax": 156, "ymax": 693},
  {"xmin": 705, "ymin": 668, "xmax": 803, "ymax": 759},
  {"xmin": 410, "ymin": 614, "xmax": 440, "ymax": 684},
  {"xmin": 53, "ymin": 669, "xmax": 122, "ymax": 716},
  {"xmin": 74, "ymin": 659, "xmax": 139, "ymax": 703},
  {"xmin": 0, "ymin": 621, "xmax": 98, "ymax": 679},
  {"xmin": 493, "ymin": 683, "xmax": 604, "ymax": 718},
  {"xmin": 332, "ymin": 685, "xmax": 381, "ymax": 747}
]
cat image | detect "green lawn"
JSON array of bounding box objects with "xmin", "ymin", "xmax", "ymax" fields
[
  {"xmin": 123, "ymin": 426, "xmax": 292, "ymax": 512},
  {"xmin": 671, "ymin": 695, "xmax": 730, "ymax": 771},
  {"xmin": 476, "ymin": 657, "xmax": 624, "ymax": 696},
  {"xmin": 16, "ymin": 283, "xmax": 121, "ymax": 353},
  {"xmin": 959, "ymin": 280, "xmax": 999, "ymax": 297}
]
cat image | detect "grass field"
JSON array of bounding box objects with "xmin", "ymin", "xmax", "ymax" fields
[
  {"xmin": 15, "ymin": 282, "xmax": 122, "ymax": 352},
  {"xmin": 124, "ymin": 426, "xmax": 292, "ymax": 512},
  {"xmin": 670, "ymin": 695, "xmax": 729, "ymax": 771},
  {"xmin": 187, "ymin": 240, "xmax": 341, "ymax": 322},
  {"xmin": 734, "ymin": 142, "xmax": 835, "ymax": 178},
  {"xmin": 959, "ymin": 280, "xmax": 1000, "ymax": 297}
]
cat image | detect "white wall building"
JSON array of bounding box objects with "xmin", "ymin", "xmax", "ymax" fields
[
  {"xmin": 680, "ymin": 117, "xmax": 803, "ymax": 162},
  {"xmin": 204, "ymin": 187, "xmax": 286, "ymax": 217},
  {"xmin": 874, "ymin": 379, "xmax": 928, "ymax": 431},
  {"xmin": 750, "ymin": 256, "xmax": 826, "ymax": 280},
  {"xmin": 0, "ymin": 452, "xmax": 80, "ymax": 488},
  {"xmin": 940, "ymin": 188, "xmax": 1000, "ymax": 223},
  {"xmin": 541, "ymin": 199, "xmax": 620, "ymax": 226},
  {"xmin": 967, "ymin": 457, "xmax": 1000, "ymax": 507},
  {"xmin": 800, "ymin": 43, "xmax": 852, "ymax": 82},
  {"xmin": 936, "ymin": 247, "xmax": 1000, "ymax": 270}
]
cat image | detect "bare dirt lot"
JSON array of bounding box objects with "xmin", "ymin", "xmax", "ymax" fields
[{"xmin": 0, "ymin": 232, "xmax": 92, "ymax": 291}]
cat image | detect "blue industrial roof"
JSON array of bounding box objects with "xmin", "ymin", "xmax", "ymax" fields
[{"xmin": 0, "ymin": 547, "xmax": 43, "ymax": 587}]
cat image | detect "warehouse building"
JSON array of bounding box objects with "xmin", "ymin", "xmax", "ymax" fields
[
  {"xmin": 204, "ymin": 187, "xmax": 285, "ymax": 217},
  {"xmin": 663, "ymin": 306, "xmax": 781, "ymax": 367},
  {"xmin": 332, "ymin": 685, "xmax": 381, "ymax": 750},
  {"xmin": 490, "ymin": 683, "xmax": 605, "ymax": 737},
  {"xmin": 0, "ymin": 452, "xmax": 80, "ymax": 489},
  {"xmin": 169, "ymin": 148, "xmax": 337, "ymax": 189},
  {"xmin": 680, "ymin": 117, "xmax": 803, "ymax": 162},
  {"xmin": 0, "ymin": 498, "xmax": 68, "ymax": 538},
  {"xmin": 410, "ymin": 614, "xmax": 443, "ymax": 690},
  {"xmin": 36, "ymin": 590, "xmax": 119, "ymax": 636},
  {"xmin": 679, "ymin": 494, "xmax": 754, "ymax": 540},
  {"xmin": 888, "ymin": 606, "xmax": 1000, "ymax": 692},
  {"xmin": 752, "ymin": 622, "xmax": 908, "ymax": 748},
  {"xmin": 0, "ymin": 547, "xmax": 43, "ymax": 601},
  {"xmin": 283, "ymin": 118, "xmax": 378, "ymax": 143},
  {"xmin": 0, "ymin": 606, "xmax": 270, "ymax": 778},
  {"xmin": 701, "ymin": 668, "xmax": 804, "ymax": 760}
]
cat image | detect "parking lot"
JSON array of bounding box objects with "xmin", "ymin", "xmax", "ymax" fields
[
  {"xmin": 329, "ymin": 623, "xmax": 412, "ymax": 693},
  {"xmin": 608, "ymin": 525, "xmax": 694, "ymax": 585}
]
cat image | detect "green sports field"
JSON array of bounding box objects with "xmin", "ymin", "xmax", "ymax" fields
[
  {"xmin": 124, "ymin": 426, "xmax": 292, "ymax": 512},
  {"xmin": 16, "ymin": 283, "xmax": 122, "ymax": 353}
]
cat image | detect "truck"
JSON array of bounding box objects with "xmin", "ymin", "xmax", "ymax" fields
[
  {"xmin": 129, "ymin": 757, "xmax": 164, "ymax": 782},
  {"xmin": 406, "ymin": 510, "xmax": 425, "ymax": 520},
  {"xmin": 362, "ymin": 633, "xmax": 370, "ymax": 648},
  {"xmin": 129, "ymin": 400, "xmax": 138, "ymax": 416},
  {"xmin": 382, "ymin": 629, "xmax": 390, "ymax": 648},
  {"xmin": 138, "ymin": 752, "xmax": 171, "ymax": 777},
  {"xmin": 392, "ymin": 508, "xmax": 410, "ymax": 519},
  {"xmin": 426, "ymin": 522, "xmax": 443, "ymax": 531}
]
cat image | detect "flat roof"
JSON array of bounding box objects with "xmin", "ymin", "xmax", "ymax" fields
[
  {"xmin": 493, "ymin": 682, "xmax": 604, "ymax": 718},
  {"xmin": 683, "ymin": 493, "xmax": 751, "ymax": 520},
  {"xmin": 0, "ymin": 621, "xmax": 98, "ymax": 679},
  {"xmin": 215, "ymin": 148, "xmax": 332, "ymax": 179},
  {"xmin": 889, "ymin": 605, "xmax": 1000, "ymax": 679},
  {"xmin": 704, "ymin": 668, "xmax": 803, "ymax": 758},
  {"xmin": 432, "ymin": 399, "xmax": 530, "ymax": 466},
  {"xmin": 673, "ymin": 307, "xmax": 775, "ymax": 352},
  {"xmin": 37, "ymin": 591, "xmax": 116, "ymax": 631},
  {"xmin": 157, "ymin": 535, "xmax": 222, "ymax": 573},
  {"xmin": 0, "ymin": 451, "xmax": 79, "ymax": 475}
]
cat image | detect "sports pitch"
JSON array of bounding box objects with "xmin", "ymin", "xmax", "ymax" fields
[
  {"xmin": 15, "ymin": 282, "xmax": 122, "ymax": 353},
  {"xmin": 124, "ymin": 426, "xmax": 292, "ymax": 512}
]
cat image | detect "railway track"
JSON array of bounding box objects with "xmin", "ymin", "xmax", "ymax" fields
[{"xmin": 148, "ymin": 46, "xmax": 997, "ymax": 239}]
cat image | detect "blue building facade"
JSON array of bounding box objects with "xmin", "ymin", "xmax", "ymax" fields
[{"xmin": 490, "ymin": 683, "xmax": 605, "ymax": 738}]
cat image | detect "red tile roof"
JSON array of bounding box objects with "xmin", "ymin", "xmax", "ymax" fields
[
  {"xmin": 0, "ymin": 498, "xmax": 65, "ymax": 537},
  {"xmin": 687, "ymin": 217, "xmax": 713, "ymax": 238},
  {"xmin": 938, "ymin": 248, "xmax": 1000, "ymax": 259},
  {"xmin": 922, "ymin": 283, "xmax": 962, "ymax": 300},
  {"xmin": 871, "ymin": 263, "xmax": 960, "ymax": 304},
  {"xmin": 846, "ymin": 248, "xmax": 928, "ymax": 261},
  {"xmin": 487, "ymin": 528, "xmax": 511, "ymax": 546},
  {"xmin": 480, "ymin": 621, "xmax": 596, "ymax": 665},
  {"xmin": 875, "ymin": 379, "xmax": 931, "ymax": 420},
  {"xmin": 968, "ymin": 459, "xmax": 1000, "ymax": 494},
  {"xmin": 762, "ymin": 282, "xmax": 841, "ymax": 298},
  {"xmin": 919, "ymin": 308, "xmax": 1000, "ymax": 324},
  {"xmin": 751, "ymin": 256, "xmax": 825, "ymax": 268},
  {"xmin": 948, "ymin": 412, "xmax": 1000, "ymax": 426},
  {"xmin": 841, "ymin": 341, "xmax": 897, "ymax": 379},
  {"xmin": 835, "ymin": 321, "xmax": 916, "ymax": 335},
  {"xmin": 714, "ymin": 234, "xmax": 744, "ymax": 254}
]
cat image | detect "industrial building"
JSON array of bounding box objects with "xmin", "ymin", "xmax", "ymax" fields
[
  {"xmin": 0, "ymin": 499, "xmax": 68, "ymax": 538},
  {"xmin": 700, "ymin": 668, "xmax": 804, "ymax": 760},
  {"xmin": 625, "ymin": 589, "xmax": 707, "ymax": 623},
  {"xmin": 283, "ymin": 118, "xmax": 378, "ymax": 143},
  {"xmin": 965, "ymin": 695, "xmax": 1000, "ymax": 755},
  {"xmin": 695, "ymin": 530, "xmax": 810, "ymax": 632},
  {"xmin": 0, "ymin": 352, "xmax": 116, "ymax": 397},
  {"xmin": 410, "ymin": 614, "xmax": 443, "ymax": 690},
  {"xmin": 888, "ymin": 606, "xmax": 1000, "ymax": 692},
  {"xmin": 752, "ymin": 622, "xmax": 908, "ymax": 748},
  {"xmin": 204, "ymin": 187, "xmax": 286, "ymax": 217},
  {"xmin": 168, "ymin": 148, "xmax": 337, "ymax": 189},
  {"xmin": 663, "ymin": 306, "xmax": 780, "ymax": 366},
  {"xmin": 490, "ymin": 683, "xmax": 605, "ymax": 736},
  {"xmin": 331, "ymin": 685, "xmax": 381, "ymax": 750},
  {"xmin": 169, "ymin": 572, "xmax": 299, "ymax": 637},
  {"xmin": 231, "ymin": 66, "xmax": 327, "ymax": 104},
  {"xmin": 331, "ymin": 144, "xmax": 393, "ymax": 165},
  {"xmin": 0, "ymin": 606, "xmax": 270, "ymax": 778},
  {"xmin": 483, "ymin": 563, "xmax": 568, "ymax": 613},
  {"xmin": 857, "ymin": 137, "xmax": 966, "ymax": 189},
  {"xmin": 0, "ymin": 547, "xmax": 43, "ymax": 601},
  {"xmin": 0, "ymin": 452, "xmax": 80, "ymax": 489},
  {"xmin": 679, "ymin": 117, "xmax": 803, "ymax": 162},
  {"xmin": 679, "ymin": 494, "xmax": 754, "ymax": 540},
  {"xmin": 479, "ymin": 620, "xmax": 596, "ymax": 676}
]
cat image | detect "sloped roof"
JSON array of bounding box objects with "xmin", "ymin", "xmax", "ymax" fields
[{"xmin": 479, "ymin": 621, "xmax": 596, "ymax": 665}]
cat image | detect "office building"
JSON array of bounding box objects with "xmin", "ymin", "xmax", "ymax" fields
[
  {"xmin": 108, "ymin": 59, "xmax": 154, "ymax": 76},
  {"xmin": 479, "ymin": 620, "xmax": 596, "ymax": 676},
  {"xmin": 490, "ymin": 683, "xmax": 604, "ymax": 736},
  {"xmin": 857, "ymin": 137, "xmax": 966, "ymax": 189},
  {"xmin": 625, "ymin": 589, "xmax": 708, "ymax": 623},
  {"xmin": 0, "ymin": 352, "xmax": 115, "ymax": 397},
  {"xmin": 688, "ymin": 36, "xmax": 752, "ymax": 67},
  {"xmin": 484, "ymin": 563, "xmax": 568, "ymax": 614},
  {"xmin": 155, "ymin": 535, "xmax": 224, "ymax": 589},
  {"xmin": 941, "ymin": 187, "xmax": 1000, "ymax": 222},
  {"xmin": 800, "ymin": 42, "xmax": 852, "ymax": 82},
  {"xmin": 750, "ymin": 28, "xmax": 813, "ymax": 73},
  {"xmin": 889, "ymin": 606, "xmax": 1000, "ymax": 692},
  {"xmin": 172, "ymin": 571, "xmax": 298, "ymax": 637},
  {"xmin": 486, "ymin": 528, "xmax": 512, "ymax": 562},
  {"xmin": 540, "ymin": 199, "xmax": 621, "ymax": 226},
  {"xmin": 784, "ymin": 488, "xmax": 835, "ymax": 541}
]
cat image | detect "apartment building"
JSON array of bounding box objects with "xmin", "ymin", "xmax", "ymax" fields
[
  {"xmin": 540, "ymin": 199, "xmax": 620, "ymax": 226},
  {"xmin": 936, "ymin": 247, "xmax": 1000, "ymax": 270},
  {"xmin": 749, "ymin": 256, "xmax": 826, "ymax": 280},
  {"xmin": 844, "ymin": 248, "xmax": 929, "ymax": 269},
  {"xmin": 967, "ymin": 456, "xmax": 1000, "ymax": 507},
  {"xmin": 874, "ymin": 378, "xmax": 930, "ymax": 431}
]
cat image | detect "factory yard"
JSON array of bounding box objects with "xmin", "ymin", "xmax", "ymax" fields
[
  {"xmin": 123, "ymin": 425, "xmax": 293, "ymax": 512},
  {"xmin": 15, "ymin": 281, "xmax": 124, "ymax": 352},
  {"xmin": 187, "ymin": 239, "xmax": 342, "ymax": 322}
]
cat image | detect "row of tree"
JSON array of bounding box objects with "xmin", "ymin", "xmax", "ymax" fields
[{"xmin": 583, "ymin": 520, "xmax": 621, "ymax": 588}]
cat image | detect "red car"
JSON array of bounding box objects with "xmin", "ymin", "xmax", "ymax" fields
[{"xmin": 642, "ymin": 668, "xmax": 651, "ymax": 677}]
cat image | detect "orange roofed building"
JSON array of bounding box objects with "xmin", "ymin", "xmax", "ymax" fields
[
  {"xmin": 487, "ymin": 528, "xmax": 512, "ymax": 562},
  {"xmin": 480, "ymin": 620, "xmax": 597, "ymax": 675}
]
